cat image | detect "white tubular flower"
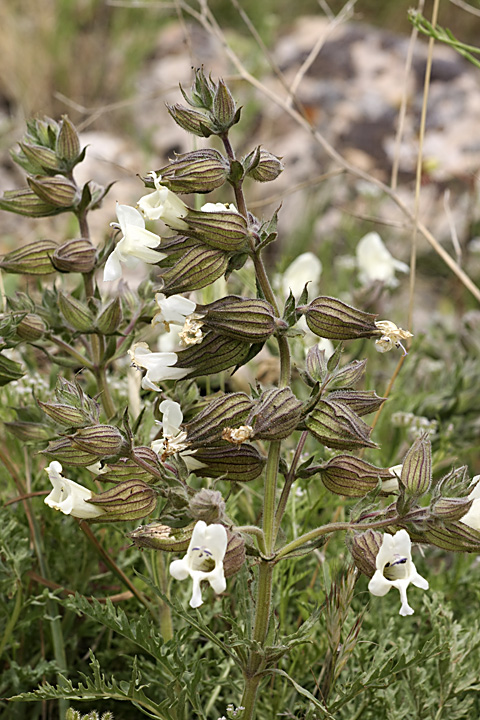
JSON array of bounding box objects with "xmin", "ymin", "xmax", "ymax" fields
[
  {"xmin": 459, "ymin": 475, "xmax": 480, "ymax": 530},
  {"xmin": 382, "ymin": 464, "xmax": 401, "ymax": 493},
  {"xmin": 104, "ymin": 204, "xmax": 165, "ymax": 282},
  {"xmin": 152, "ymin": 292, "xmax": 197, "ymax": 331},
  {"xmin": 151, "ymin": 399, "xmax": 204, "ymax": 470},
  {"xmin": 356, "ymin": 232, "xmax": 409, "ymax": 288},
  {"xmin": 170, "ymin": 520, "xmax": 228, "ymax": 608},
  {"xmin": 282, "ymin": 252, "xmax": 322, "ymax": 299},
  {"xmin": 200, "ymin": 202, "xmax": 238, "ymax": 213},
  {"xmin": 44, "ymin": 461, "xmax": 105, "ymax": 519},
  {"xmin": 128, "ymin": 342, "xmax": 190, "ymax": 390},
  {"xmin": 137, "ymin": 172, "xmax": 188, "ymax": 228},
  {"xmin": 368, "ymin": 529, "xmax": 428, "ymax": 616},
  {"xmin": 374, "ymin": 320, "xmax": 413, "ymax": 355}
]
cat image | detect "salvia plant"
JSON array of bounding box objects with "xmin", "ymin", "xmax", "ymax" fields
[{"xmin": 1, "ymin": 69, "xmax": 480, "ymax": 720}]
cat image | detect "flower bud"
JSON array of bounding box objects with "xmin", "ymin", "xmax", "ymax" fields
[
  {"xmin": 54, "ymin": 378, "xmax": 100, "ymax": 421},
  {"xmin": 56, "ymin": 115, "xmax": 81, "ymax": 165},
  {"xmin": 302, "ymin": 297, "xmax": 378, "ymax": 340},
  {"xmin": 184, "ymin": 209, "xmax": 249, "ymax": 252},
  {"xmin": 43, "ymin": 436, "xmax": 100, "ymax": 466},
  {"xmin": 246, "ymin": 148, "xmax": 284, "ymax": 182},
  {"xmin": 175, "ymin": 331, "xmax": 250, "ymax": 378},
  {"xmin": 0, "ymin": 239, "xmax": 57, "ymax": 275},
  {"xmin": 212, "ymin": 79, "xmax": 237, "ymax": 129},
  {"xmin": 326, "ymin": 390, "xmax": 386, "ymax": 416},
  {"xmin": 191, "ymin": 444, "xmax": 265, "ymax": 482},
  {"xmin": 96, "ymin": 297, "xmax": 122, "ymax": 335},
  {"xmin": 432, "ymin": 496, "xmax": 473, "ymax": 521},
  {"xmin": 17, "ymin": 313, "xmax": 47, "ymax": 341},
  {"xmin": 128, "ymin": 522, "xmax": 194, "ymax": 552},
  {"xmin": 0, "ymin": 188, "xmax": 59, "ymax": 218},
  {"xmin": 305, "ymin": 399, "xmax": 376, "ymax": 450},
  {"xmin": 247, "ymin": 387, "xmax": 303, "ymax": 440},
  {"xmin": 166, "ymin": 103, "xmax": 216, "ymax": 138},
  {"xmin": 424, "ymin": 519, "xmax": 480, "ymax": 552},
  {"xmin": 27, "ymin": 176, "xmax": 78, "ymax": 208},
  {"xmin": 18, "ymin": 142, "xmax": 62, "ymax": 173},
  {"xmin": 224, "ymin": 530, "xmax": 246, "ymax": 577},
  {"xmin": 189, "ymin": 488, "xmax": 227, "ymax": 523},
  {"xmin": 305, "ymin": 343, "xmax": 330, "ymax": 383},
  {"xmin": 161, "ymin": 244, "xmax": 229, "ymax": 294},
  {"xmin": 88, "ymin": 479, "xmax": 157, "ymax": 521},
  {"xmin": 184, "ymin": 393, "xmax": 253, "ymax": 446},
  {"xmin": 319, "ymin": 455, "xmax": 394, "ymax": 496},
  {"xmin": 38, "ymin": 401, "xmax": 90, "ymax": 427},
  {"xmin": 52, "ymin": 238, "xmax": 96, "ymax": 273},
  {"xmin": 100, "ymin": 447, "xmax": 164, "ymax": 484},
  {"xmin": 400, "ymin": 434, "xmax": 432, "ymax": 497},
  {"xmin": 328, "ymin": 359, "xmax": 367, "ymax": 390},
  {"xmin": 198, "ymin": 296, "xmax": 277, "ymax": 342},
  {"xmin": 71, "ymin": 425, "xmax": 126, "ymax": 459},
  {"xmin": 153, "ymin": 149, "xmax": 229, "ymax": 193},
  {"xmin": 350, "ymin": 530, "xmax": 383, "ymax": 577},
  {"xmin": 4, "ymin": 420, "xmax": 52, "ymax": 442},
  {"xmin": 0, "ymin": 354, "xmax": 24, "ymax": 386},
  {"xmin": 58, "ymin": 292, "xmax": 94, "ymax": 332}
]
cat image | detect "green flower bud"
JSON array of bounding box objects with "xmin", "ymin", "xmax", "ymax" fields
[
  {"xmin": 88, "ymin": 479, "xmax": 157, "ymax": 521},
  {"xmin": 43, "ymin": 436, "xmax": 100, "ymax": 466},
  {"xmin": 161, "ymin": 244, "xmax": 229, "ymax": 294},
  {"xmin": 56, "ymin": 115, "xmax": 81, "ymax": 165},
  {"xmin": 52, "ymin": 238, "xmax": 97, "ymax": 273},
  {"xmin": 400, "ymin": 435, "xmax": 432, "ymax": 497},
  {"xmin": 432, "ymin": 496, "xmax": 473, "ymax": 521},
  {"xmin": 18, "ymin": 142, "xmax": 62, "ymax": 173},
  {"xmin": 189, "ymin": 488, "xmax": 226, "ymax": 523},
  {"xmin": 326, "ymin": 390, "xmax": 386, "ymax": 416},
  {"xmin": 0, "ymin": 353, "xmax": 24, "ymax": 386},
  {"xmin": 153, "ymin": 149, "xmax": 229, "ymax": 193},
  {"xmin": 184, "ymin": 393, "xmax": 253, "ymax": 447},
  {"xmin": 54, "ymin": 377, "xmax": 100, "ymax": 421},
  {"xmin": 185, "ymin": 209, "xmax": 249, "ymax": 252},
  {"xmin": 27, "ymin": 176, "xmax": 78, "ymax": 208},
  {"xmin": 425, "ymin": 519, "xmax": 480, "ymax": 552},
  {"xmin": 175, "ymin": 331, "xmax": 250, "ymax": 378},
  {"xmin": 328, "ymin": 359, "xmax": 367, "ymax": 390},
  {"xmin": 305, "ymin": 399, "xmax": 376, "ymax": 450},
  {"xmin": 302, "ymin": 297, "xmax": 378, "ymax": 340},
  {"xmin": 38, "ymin": 401, "xmax": 91, "ymax": 427},
  {"xmin": 58, "ymin": 292, "xmax": 94, "ymax": 332},
  {"xmin": 305, "ymin": 343, "xmax": 330, "ymax": 383},
  {"xmin": 71, "ymin": 425, "xmax": 126, "ymax": 459},
  {"xmin": 319, "ymin": 455, "xmax": 393, "ymax": 497},
  {"xmin": 100, "ymin": 447, "xmax": 164, "ymax": 484},
  {"xmin": 224, "ymin": 530, "xmax": 246, "ymax": 578},
  {"xmin": 349, "ymin": 529, "xmax": 383, "ymax": 577},
  {"xmin": 0, "ymin": 239, "xmax": 57, "ymax": 274},
  {"xmin": 0, "ymin": 188, "xmax": 59, "ymax": 218},
  {"xmin": 96, "ymin": 297, "xmax": 122, "ymax": 335},
  {"xmin": 246, "ymin": 148, "xmax": 284, "ymax": 182},
  {"xmin": 192, "ymin": 443, "xmax": 265, "ymax": 482},
  {"xmin": 17, "ymin": 313, "xmax": 47, "ymax": 341},
  {"xmin": 198, "ymin": 295, "xmax": 277, "ymax": 342},
  {"xmin": 213, "ymin": 79, "xmax": 237, "ymax": 128},
  {"xmin": 128, "ymin": 522, "xmax": 194, "ymax": 552},
  {"xmin": 166, "ymin": 103, "xmax": 216, "ymax": 137},
  {"xmin": 247, "ymin": 387, "xmax": 303, "ymax": 440}
]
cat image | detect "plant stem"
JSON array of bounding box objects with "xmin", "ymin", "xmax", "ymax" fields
[
  {"xmin": 150, "ymin": 550, "xmax": 173, "ymax": 641},
  {"xmin": 274, "ymin": 430, "xmax": 308, "ymax": 541}
]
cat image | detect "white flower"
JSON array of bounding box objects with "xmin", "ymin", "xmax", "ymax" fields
[
  {"xmin": 152, "ymin": 292, "xmax": 197, "ymax": 331},
  {"xmin": 137, "ymin": 172, "xmax": 188, "ymax": 228},
  {"xmin": 128, "ymin": 342, "xmax": 191, "ymax": 390},
  {"xmin": 282, "ymin": 252, "xmax": 322, "ymax": 299},
  {"xmin": 374, "ymin": 320, "xmax": 413, "ymax": 355},
  {"xmin": 459, "ymin": 475, "xmax": 480, "ymax": 530},
  {"xmin": 382, "ymin": 464, "xmax": 401, "ymax": 493},
  {"xmin": 151, "ymin": 399, "xmax": 204, "ymax": 470},
  {"xmin": 104, "ymin": 204, "xmax": 166, "ymax": 282},
  {"xmin": 44, "ymin": 461, "xmax": 105, "ymax": 519},
  {"xmin": 356, "ymin": 232, "xmax": 409, "ymax": 288},
  {"xmin": 368, "ymin": 529, "xmax": 428, "ymax": 616},
  {"xmin": 170, "ymin": 520, "xmax": 228, "ymax": 608},
  {"xmin": 200, "ymin": 202, "xmax": 238, "ymax": 213}
]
